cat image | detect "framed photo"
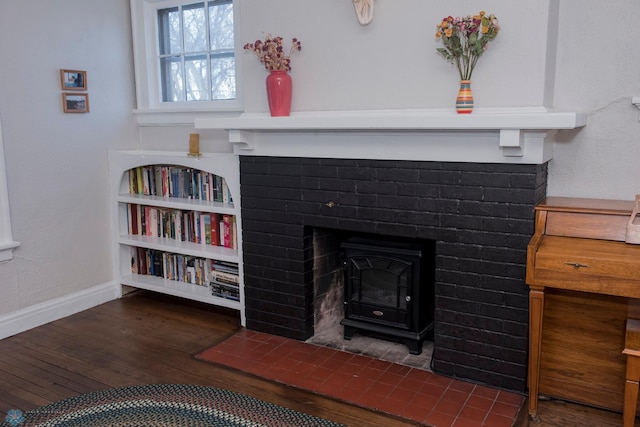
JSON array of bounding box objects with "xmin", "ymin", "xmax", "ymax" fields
[
  {"xmin": 60, "ymin": 69, "xmax": 87, "ymax": 91},
  {"xmin": 62, "ymin": 93, "xmax": 90, "ymax": 113}
]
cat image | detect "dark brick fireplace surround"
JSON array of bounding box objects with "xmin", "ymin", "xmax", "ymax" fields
[{"xmin": 239, "ymin": 155, "xmax": 548, "ymax": 393}]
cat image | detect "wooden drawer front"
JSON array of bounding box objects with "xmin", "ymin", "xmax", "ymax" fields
[
  {"xmin": 535, "ymin": 236, "xmax": 640, "ymax": 281},
  {"xmin": 544, "ymin": 211, "xmax": 628, "ymax": 241}
]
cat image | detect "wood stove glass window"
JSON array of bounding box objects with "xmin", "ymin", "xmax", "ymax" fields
[
  {"xmin": 345, "ymin": 251, "xmax": 417, "ymax": 330},
  {"xmin": 354, "ymin": 257, "xmax": 410, "ymax": 309}
]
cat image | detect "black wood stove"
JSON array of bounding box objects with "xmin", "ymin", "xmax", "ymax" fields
[{"xmin": 340, "ymin": 237, "xmax": 436, "ymax": 354}]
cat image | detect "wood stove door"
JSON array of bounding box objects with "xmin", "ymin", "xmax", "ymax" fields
[{"xmin": 344, "ymin": 255, "xmax": 412, "ymax": 330}]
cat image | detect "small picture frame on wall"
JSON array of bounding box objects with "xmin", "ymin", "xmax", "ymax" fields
[
  {"xmin": 60, "ymin": 69, "xmax": 87, "ymax": 91},
  {"xmin": 62, "ymin": 93, "xmax": 90, "ymax": 113}
]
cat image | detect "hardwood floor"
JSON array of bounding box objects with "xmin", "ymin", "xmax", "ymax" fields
[
  {"xmin": 0, "ymin": 291, "xmax": 420, "ymax": 427},
  {"xmin": 515, "ymin": 397, "xmax": 629, "ymax": 427},
  {"xmin": 0, "ymin": 290, "xmax": 633, "ymax": 426}
]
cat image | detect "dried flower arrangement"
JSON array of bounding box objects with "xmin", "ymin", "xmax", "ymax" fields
[
  {"xmin": 435, "ymin": 11, "xmax": 500, "ymax": 81},
  {"xmin": 243, "ymin": 34, "xmax": 302, "ymax": 72}
]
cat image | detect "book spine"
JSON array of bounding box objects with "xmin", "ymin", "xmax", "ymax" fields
[
  {"xmin": 212, "ymin": 269, "xmax": 239, "ymax": 284},
  {"xmin": 149, "ymin": 208, "xmax": 158, "ymax": 237},
  {"xmin": 210, "ymin": 213, "xmax": 220, "ymax": 246},
  {"xmin": 223, "ymin": 215, "xmax": 231, "ymax": 248},
  {"xmin": 142, "ymin": 167, "xmax": 151, "ymax": 196},
  {"xmin": 136, "ymin": 167, "xmax": 144, "ymax": 194}
]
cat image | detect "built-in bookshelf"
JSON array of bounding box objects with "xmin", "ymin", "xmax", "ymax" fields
[{"xmin": 109, "ymin": 150, "xmax": 244, "ymax": 325}]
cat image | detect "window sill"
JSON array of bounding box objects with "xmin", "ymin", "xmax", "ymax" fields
[{"xmin": 133, "ymin": 107, "xmax": 243, "ymax": 126}]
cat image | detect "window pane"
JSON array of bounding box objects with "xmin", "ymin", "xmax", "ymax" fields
[
  {"xmin": 209, "ymin": 2, "xmax": 234, "ymax": 50},
  {"xmin": 185, "ymin": 55, "xmax": 208, "ymax": 101},
  {"xmin": 160, "ymin": 56, "xmax": 184, "ymax": 102},
  {"xmin": 156, "ymin": 0, "xmax": 236, "ymax": 104},
  {"xmin": 210, "ymin": 56, "xmax": 236, "ymax": 100},
  {"xmin": 158, "ymin": 7, "xmax": 181, "ymax": 55},
  {"xmin": 182, "ymin": 3, "xmax": 206, "ymax": 53}
]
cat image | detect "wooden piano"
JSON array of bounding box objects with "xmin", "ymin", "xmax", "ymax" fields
[{"xmin": 526, "ymin": 197, "xmax": 640, "ymax": 425}]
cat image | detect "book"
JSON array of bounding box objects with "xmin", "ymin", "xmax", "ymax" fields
[
  {"xmin": 143, "ymin": 206, "xmax": 150, "ymax": 236},
  {"xmin": 154, "ymin": 167, "xmax": 163, "ymax": 197},
  {"xmin": 142, "ymin": 167, "xmax": 151, "ymax": 196},
  {"xmin": 186, "ymin": 256, "xmax": 196, "ymax": 284},
  {"xmin": 214, "ymin": 175, "xmax": 222, "ymax": 202},
  {"xmin": 230, "ymin": 215, "xmax": 237, "ymax": 249},
  {"xmin": 212, "ymin": 260, "xmax": 239, "ymax": 273},
  {"xmin": 201, "ymin": 214, "xmax": 211, "ymax": 245},
  {"xmin": 209, "ymin": 213, "xmax": 220, "ymax": 245},
  {"xmin": 212, "ymin": 269, "xmax": 239, "ymax": 284},
  {"xmin": 135, "ymin": 204, "xmax": 142, "ymax": 235},
  {"xmin": 152, "ymin": 250, "xmax": 163, "ymax": 277},
  {"xmin": 161, "ymin": 167, "xmax": 169, "ymax": 197},
  {"xmin": 130, "ymin": 247, "xmax": 138, "ymax": 274},
  {"xmin": 173, "ymin": 210, "xmax": 182, "ymax": 241},
  {"xmin": 129, "ymin": 169, "xmax": 137, "ymax": 194},
  {"xmin": 136, "ymin": 167, "xmax": 144, "ymax": 194},
  {"xmin": 210, "ymin": 281, "xmax": 240, "ymax": 301},
  {"xmin": 127, "ymin": 203, "xmax": 135, "ymax": 235},
  {"xmin": 149, "ymin": 208, "xmax": 158, "ymax": 237},
  {"xmin": 137, "ymin": 247, "xmax": 147, "ymax": 275},
  {"xmin": 222, "ymin": 215, "xmax": 231, "ymax": 248}
]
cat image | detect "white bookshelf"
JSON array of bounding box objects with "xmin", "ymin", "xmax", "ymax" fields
[{"xmin": 109, "ymin": 150, "xmax": 245, "ymax": 325}]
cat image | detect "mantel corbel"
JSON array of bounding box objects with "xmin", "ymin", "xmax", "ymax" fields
[
  {"xmin": 228, "ymin": 130, "xmax": 256, "ymax": 151},
  {"xmin": 499, "ymin": 129, "xmax": 553, "ymax": 158}
]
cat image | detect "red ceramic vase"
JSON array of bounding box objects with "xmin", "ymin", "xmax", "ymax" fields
[{"xmin": 266, "ymin": 70, "xmax": 292, "ymax": 117}]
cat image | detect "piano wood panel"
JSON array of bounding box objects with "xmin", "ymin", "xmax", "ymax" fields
[{"xmin": 526, "ymin": 197, "xmax": 640, "ymax": 421}]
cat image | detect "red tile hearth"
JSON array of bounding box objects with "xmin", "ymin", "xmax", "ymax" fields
[{"xmin": 196, "ymin": 329, "xmax": 525, "ymax": 427}]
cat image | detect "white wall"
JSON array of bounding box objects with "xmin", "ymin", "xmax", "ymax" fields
[
  {"xmin": 550, "ymin": 1, "xmax": 640, "ymax": 198},
  {"xmin": 0, "ymin": 0, "xmax": 639, "ymax": 328},
  {"xmin": 237, "ymin": 1, "xmax": 555, "ymax": 112},
  {"xmin": 0, "ymin": 0, "xmax": 137, "ymax": 317}
]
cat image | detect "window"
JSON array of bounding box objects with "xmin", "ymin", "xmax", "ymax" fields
[
  {"xmin": 130, "ymin": 0, "xmax": 242, "ymax": 120},
  {"xmin": 157, "ymin": 1, "xmax": 235, "ymax": 102}
]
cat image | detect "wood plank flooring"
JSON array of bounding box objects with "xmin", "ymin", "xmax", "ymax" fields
[
  {"xmin": 0, "ymin": 290, "xmax": 632, "ymax": 426},
  {"xmin": 0, "ymin": 291, "xmax": 420, "ymax": 427}
]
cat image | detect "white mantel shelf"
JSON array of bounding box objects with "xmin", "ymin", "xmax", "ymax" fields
[{"xmin": 195, "ymin": 108, "xmax": 587, "ymax": 164}]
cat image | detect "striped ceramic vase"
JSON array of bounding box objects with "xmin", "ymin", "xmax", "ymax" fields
[{"xmin": 456, "ymin": 80, "xmax": 474, "ymax": 114}]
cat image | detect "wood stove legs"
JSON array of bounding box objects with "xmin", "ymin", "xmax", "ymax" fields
[{"xmin": 341, "ymin": 318, "xmax": 433, "ymax": 355}]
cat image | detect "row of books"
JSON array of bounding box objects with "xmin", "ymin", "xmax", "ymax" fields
[
  {"xmin": 130, "ymin": 247, "xmax": 240, "ymax": 301},
  {"xmin": 127, "ymin": 203, "xmax": 237, "ymax": 249},
  {"xmin": 209, "ymin": 260, "xmax": 240, "ymax": 302},
  {"xmin": 128, "ymin": 165, "xmax": 232, "ymax": 204}
]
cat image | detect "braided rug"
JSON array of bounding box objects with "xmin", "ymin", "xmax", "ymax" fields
[{"xmin": 4, "ymin": 384, "xmax": 347, "ymax": 427}]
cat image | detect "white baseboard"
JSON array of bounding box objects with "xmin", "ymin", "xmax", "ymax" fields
[{"xmin": 0, "ymin": 281, "xmax": 120, "ymax": 340}]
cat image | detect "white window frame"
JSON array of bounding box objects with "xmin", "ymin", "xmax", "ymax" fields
[
  {"xmin": 130, "ymin": 0, "xmax": 243, "ymax": 125},
  {"xmin": 0, "ymin": 118, "xmax": 20, "ymax": 262}
]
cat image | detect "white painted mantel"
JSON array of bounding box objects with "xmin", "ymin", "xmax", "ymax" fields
[{"xmin": 195, "ymin": 108, "xmax": 587, "ymax": 165}]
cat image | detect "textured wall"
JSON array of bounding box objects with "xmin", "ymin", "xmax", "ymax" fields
[{"xmin": 0, "ymin": 0, "xmax": 137, "ymax": 316}]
